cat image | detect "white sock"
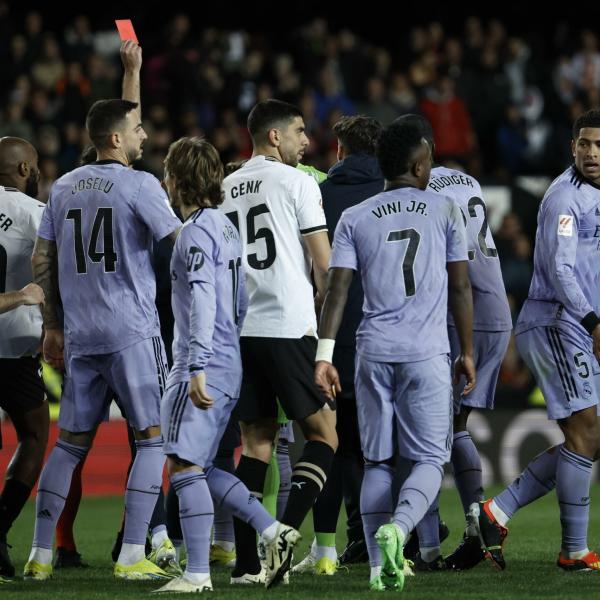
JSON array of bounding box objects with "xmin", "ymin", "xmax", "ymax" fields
[
  {"xmin": 370, "ymin": 565, "xmax": 382, "ymax": 579},
  {"xmin": 28, "ymin": 547, "xmax": 52, "ymax": 565},
  {"xmin": 151, "ymin": 527, "xmax": 170, "ymax": 550},
  {"xmin": 261, "ymin": 521, "xmax": 279, "ymax": 543},
  {"xmin": 419, "ymin": 546, "xmax": 440, "ymax": 562},
  {"xmin": 489, "ymin": 499, "xmax": 510, "ymax": 527},
  {"xmin": 184, "ymin": 571, "xmax": 211, "ymax": 583},
  {"xmin": 117, "ymin": 542, "xmax": 145, "ymax": 565},
  {"xmin": 213, "ymin": 540, "xmax": 234, "ymax": 552},
  {"xmin": 315, "ymin": 545, "xmax": 337, "ymax": 561},
  {"xmin": 566, "ymin": 548, "xmax": 590, "ymax": 560}
]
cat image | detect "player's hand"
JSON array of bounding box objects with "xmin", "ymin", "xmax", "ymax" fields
[
  {"xmin": 315, "ymin": 361, "xmax": 341, "ymax": 401},
  {"xmin": 454, "ymin": 354, "xmax": 476, "ymax": 396},
  {"xmin": 43, "ymin": 328, "xmax": 64, "ymax": 372},
  {"xmin": 189, "ymin": 372, "xmax": 214, "ymax": 410},
  {"xmin": 19, "ymin": 283, "xmax": 44, "ymax": 306},
  {"xmin": 592, "ymin": 324, "xmax": 600, "ymax": 366},
  {"xmin": 120, "ymin": 40, "xmax": 142, "ymax": 72}
]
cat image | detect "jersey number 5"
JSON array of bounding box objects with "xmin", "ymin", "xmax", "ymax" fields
[
  {"xmin": 387, "ymin": 228, "xmax": 421, "ymax": 297},
  {"xmin": 66, "ymin": 207, "xmax": 118, "ymax": 274},
  {"xmin": 226, "ymin": 204, "xmax": 276, "ymax": 269}
]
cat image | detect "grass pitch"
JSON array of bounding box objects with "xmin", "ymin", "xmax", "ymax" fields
[{"xmin": 2, "ymin": 484, "xmax": 600, "ymax": 598}]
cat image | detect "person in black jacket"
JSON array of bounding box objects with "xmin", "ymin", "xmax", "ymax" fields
[{"xmin": 293, "ymin": 115, "xmax": 384, "ymax": 573}]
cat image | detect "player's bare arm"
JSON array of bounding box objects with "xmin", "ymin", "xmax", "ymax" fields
[
  {"xmin": 447, "ymin": 260, "xmax": 476, "ymax": 395},
  {"xmin": 32, "ymin": 237, "xmax": 60, "ymax": 330},
  {"xmin": 32, "ymin": 237, "xmax": 64, "ymax": 370},
  {"xmin": 121, "ymin": 40, "xmax": 142, "ymax": 121},
  {"xmin": 315, "ymin": 266, "xmax": 354, "ymax": 399},
  {"xmin": 304, "ymin": 229, "xmax": 331, "ymax": 297},
  {"xmin": 0, "ymin": 283, "xmax": 44, "ymax": 315}
]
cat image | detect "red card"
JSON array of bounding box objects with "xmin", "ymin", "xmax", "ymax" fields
[{"xmin": 115, "ymin": 19, "xmax": 138, "ymax": 43}]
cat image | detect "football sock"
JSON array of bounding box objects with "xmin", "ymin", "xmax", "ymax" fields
[
  {"xmin": 206, "ymin": 466, "xmax": 275, "ymax": 534},
  {"xmin": 171, "ymin": 471, "xmax": 213, "ymax": 574},
  {"xmin": 121, "ymin": 436, "xmax": 164, "ymax": 556},
  {"xmin": 360, "ymin": 462, "xmax": 394, "ymax": 567},
  {"xmin": 55, "ymin": 459, "xmax": 84, "ymax": 551},
  {"xmin": 212, "ymin": 454, "xmax": 235, "ymax": 546},
  {"xmin": 494, "ymin": 444, "xmax": 560, "ymax": 523},
  {"xmin": 32, "ymin": 440, "xmax": 88, "ymax": 554},
  {"xmin": 393, "ymin": 462, "xmax": 443, "ymax": 540},
  {"xmin": 556, "ymin": 446, "xmax": 592, "ymax": 554},
  {"xmin": 263, "ymin": 449, "xmax": 280, "ymax": 517},
  {"xmin": 416, "ymin": 493, "xmax": 440, "ymax": 559},
  {"xmin": 165, "ymin": 485, "xmax": 183, "ymax": 547},
  {"xmin": 276, "ymin": 440, "xmax": 292, "ymax": 520},
  {"xmin": 282, "ymin": 440, "xmax": 334, "ymax": 530},
  {"xmin": 451, "ymin": 431, "xmax": 483, "ymax": 514},
  {"xmin": 232, "ymin": 456, "xmax": 268, "ymax": 577}
]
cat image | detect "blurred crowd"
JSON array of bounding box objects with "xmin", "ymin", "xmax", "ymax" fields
[{"xmin": 3, "ymin": 7, "xmax": 594, "ymax": 405}]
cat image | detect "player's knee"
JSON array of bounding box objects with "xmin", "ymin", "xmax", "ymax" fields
[
  {"xmin": 59, "ymin": 429, "xmax": 94, "ymax": 448},
  {"xmin": 167, "ymin": 454, "xmax": 202, "ymax": 476},
  {"xmin": 134, "ymin": 425, "xmax": 162, "ymax": 440},
  {"xmin": 364, "ymin": 456, "xmax": 395, "ymax": 468}
]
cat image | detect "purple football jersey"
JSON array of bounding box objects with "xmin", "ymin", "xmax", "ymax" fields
[
  {"xmin": 37, "ymin": 161, "xmax": 180, "ymax": 355},
  {"xmin": 167, "ymin": 207, "xmax": 247, "ymax": 399},
  {"xmin": 516, "ymin": 166, "xmax": 600, "ymax": 337},
  {"xmin": 429, "ymin": 167, "xmax": 512, "ymax": 332},
  {"xmin": 330, "ymin": 186, "xmax": 468, "ymax": 362}
]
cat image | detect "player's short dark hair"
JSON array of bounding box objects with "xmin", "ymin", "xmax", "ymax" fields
[
  {"xmin": 79, "ymin": 145, "xmax": 97, "ymax": 166},
  {"xmin": 164, "ymin": 137, "xmax": 224, "ymax": 207},
  {"xmin": 394, "ymin": 114, "xmax": 434, "ymax": 147},
  {"xmin": 247, "ymin": 99, "xmax": 303, "ymax": 143},
  {"xmin": 377, "ymin": 118, "xmax": 427, "ymax": 180},
  {"xmin": 332, "ymin": 115, "xmax": 383, "ymax": 156},
  {"xmin": 85, "ymin": 99, "xmax": 138, "ymax": 150},
  {"xmin": 573, "ymin": 109, "xmax": 600, "ymax": 139}
]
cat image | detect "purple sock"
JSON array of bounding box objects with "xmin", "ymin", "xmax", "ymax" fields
[
  {"xmin": 212, "ymin": 456, "xmax": 234, "ymax": 544},
  {"xmin": 495, "ymin": 444, "xmax": 559, "ymax": 519},
  {"xmin": 451, "ymin": 431, "xmax": 483, "ymax": 513},
  {"xmin": 171, "ymin": 471, "xmax": 213, "ymax": 573},
  {"xmin": 206, "ymin": 467, "xmax": 275, "ymax": 534},
  {"xmin": 276, "ymin": 441, "xmax": 292, "ymax": 521},
  {"xmin": 360, "ymin": 462, "xmax": 394, "ymax": 567},
  {"xmin": 123, "ymin": 436, "xmax": 165, "ymax": 545},
  {"xmin": 556, "ymin": 446, "xmax": 592, "ymax": 553},
  {"xmin": 416, "ymin": 493, "xmax": 440, "ymax": 551},
  {"xmin": 393, "ymin": 462, "xmax": 443, "ymax": 540},
  {"xmin": 33, "ymin": 440, "xmax": 87, "ymax": 549}
]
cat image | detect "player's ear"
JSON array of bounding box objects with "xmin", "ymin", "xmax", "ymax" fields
[
  {"xmin": 268, "ymin": 128, "xmax": 280, "ymax": 147},
  {"xmin": 17, "ymin": 161, "xmax": 28, "ymax": 178},
  {"xmin": 571, "ymin": 139, "xmax": 576, "ymax": 159}
]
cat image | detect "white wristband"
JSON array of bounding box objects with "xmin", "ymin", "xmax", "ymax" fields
[{"xmin": 316, "ymin": 338, "xmax": 335, "ymax": 363}]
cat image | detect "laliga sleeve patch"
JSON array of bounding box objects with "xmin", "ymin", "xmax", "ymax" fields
[{"xmin": 557, "ymin": 214, "xmax": 573, "ymax": 237}]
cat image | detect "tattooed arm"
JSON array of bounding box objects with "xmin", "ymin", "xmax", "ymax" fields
[{"xmin": 32, "ymin": 237, "xmax": 64, "ymax": 369}]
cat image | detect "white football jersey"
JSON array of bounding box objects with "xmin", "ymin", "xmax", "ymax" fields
[
  {"xmin": 222, "ymin": 156, "xmax": 327, "ymax": 338},
  {"xmin": 0, "ymin": 186, "xmax": 45, "ymax": 357}
]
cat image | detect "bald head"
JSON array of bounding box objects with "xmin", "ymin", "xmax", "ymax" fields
[{"xmin": 0, "ymin": 137, "xmax": 39, "ymax": 197}]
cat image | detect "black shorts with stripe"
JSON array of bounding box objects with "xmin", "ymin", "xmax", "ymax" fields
[{"xmin": 236, "ymin": 336, "xmax": 330, "ymax": 422}]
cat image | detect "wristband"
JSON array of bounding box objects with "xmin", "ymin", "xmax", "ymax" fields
[{"xmin": 316, "ymin": 338, "xmax": 335, "ymax": 363}]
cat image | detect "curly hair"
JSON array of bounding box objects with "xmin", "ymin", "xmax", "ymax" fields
[
  {"xmin": 376, "ymin": 118, "xmax": 426, "ymax": 180},
  {"xmin": 164, "ymin": 137, "xmax": 224, "ymax": 207},
  {"xmin": 333, "ymin": 115, "xmax": 382, "ymax": 156},
  {"xmin": 573, "ymin": 109, "xmax": 600, "ymax": 139}
]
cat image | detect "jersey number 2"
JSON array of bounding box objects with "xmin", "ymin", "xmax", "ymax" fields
[{"xmin": 66, "ymin": 208, "xmax": 118, "ymax": 274}]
